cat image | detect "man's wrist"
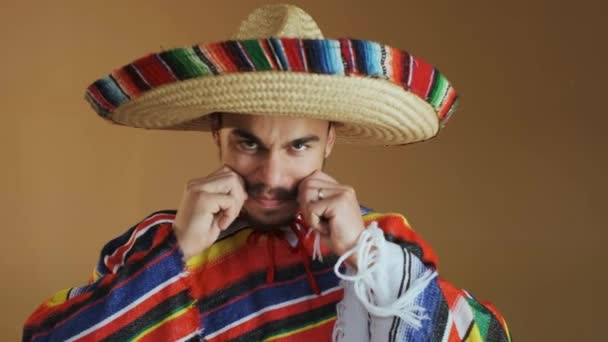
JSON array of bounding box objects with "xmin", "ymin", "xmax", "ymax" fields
[{"xmin": 172, "ymin": 224, "xmax": 199, "ymax": 261}]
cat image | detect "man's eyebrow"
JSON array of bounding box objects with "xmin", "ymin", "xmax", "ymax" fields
[
  {"xmin": 284, "ymin": 135, "xmax": 320, "ymax": 148},
  {"xmin": 230, "ymin": 129, "xmax": 320, "ymax": 149},
  {"xmin": 230, "ymin": 129, "xmax": 264, "ymax": 145}
]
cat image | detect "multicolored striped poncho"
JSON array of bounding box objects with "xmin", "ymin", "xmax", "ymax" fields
[{"xmin": 23, "ymin": 209, "xmax": 511, "ymax": 341}]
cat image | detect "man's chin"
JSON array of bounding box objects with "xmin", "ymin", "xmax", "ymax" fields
[{"xmin": 242, "ymin": 204, "xmax": 298, "ymax": 229}]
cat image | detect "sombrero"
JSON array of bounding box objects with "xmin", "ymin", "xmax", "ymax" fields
[{"xmin": 85, "ymin": 4, "xmax": 458, "ymax": 146}]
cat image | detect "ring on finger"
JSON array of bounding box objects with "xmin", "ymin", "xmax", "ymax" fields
[{"xmin": 317, "ymin": 188, "xmax": 325, "ymax": 200}]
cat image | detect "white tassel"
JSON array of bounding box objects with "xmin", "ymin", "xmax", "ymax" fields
[
  {"xmin": 305, "ymin": 227, "xmax": 324, "ymax": 262},
  {"xmin": 334, "ymin": 221, "xmax": 437, "ymax": 330},
  {"xmin": 332, "ymin": 301, "xmax": 346, "ymax": 341}
]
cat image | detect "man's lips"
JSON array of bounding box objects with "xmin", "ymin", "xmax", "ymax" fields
[
  {"xmin": 249, "ymin": 196, "xmax": 292, "ymax": 209},
  {"xmin": 250, "ymin": 197, "xmax": 288, "ymax": 209}
]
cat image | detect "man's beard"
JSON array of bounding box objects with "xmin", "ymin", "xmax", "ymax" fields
[
  {"xmin": 241, "ymin": 209, "xmax": 298, "ymax": 231},
  {"xmin": 246, "ymin": 182, "xmax": 297, "ymax": 201},
  {"xmin": 241, "ymin": 182, "xmax": 299, "ymax": 230}
]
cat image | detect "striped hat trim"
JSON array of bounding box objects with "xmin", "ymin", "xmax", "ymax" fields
[{"xmin": 85, "ymin": 38, "xmax": 458, "ymax": 127}]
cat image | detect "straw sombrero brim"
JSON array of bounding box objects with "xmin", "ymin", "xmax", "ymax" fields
[{"xmin": 85, "ymin": 38, "xmax": 458, "ymax": 145}]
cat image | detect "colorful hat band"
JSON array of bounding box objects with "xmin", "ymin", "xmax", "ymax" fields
[{"xmin": 86, "ymin": 38, "xmax": 458, "ymax": 126}]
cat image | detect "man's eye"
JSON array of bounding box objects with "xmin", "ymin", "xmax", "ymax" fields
[
  {"xmin": 292, "ymin": 143, "xmax": 309, "ymax": 152},
  {"xmin": 239, "ymin": 141, "xmax": 258, "ymax": 151}
]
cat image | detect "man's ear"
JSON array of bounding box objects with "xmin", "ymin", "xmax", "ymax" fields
[
  {"xmin": 212, "ymin": 130, "xmax": 220, "ymax": 147},
  {"xmin": 212, "ymin": 130, "xmax": 224, "ymax": 160},
  {"xmin": 324, "ymin": 123, "xmax": 336, "ymax": 158},
  {"xmin": 210, "ymin": 112, "xmax": 223, "ymax": 148}
]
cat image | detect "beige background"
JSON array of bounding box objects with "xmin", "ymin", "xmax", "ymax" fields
[{"xmin": 2, "ymin": 0, "xmax": 606, "ymax": 340}]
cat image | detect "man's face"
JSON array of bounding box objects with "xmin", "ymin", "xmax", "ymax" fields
[{"xmin": 213, "ymin": 113, "xmax": 336, "ymax": 228}]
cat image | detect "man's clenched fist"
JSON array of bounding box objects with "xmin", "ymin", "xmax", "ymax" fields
[
  {"xmin": 297, "ymin": 170, "xmax": 365, "ymax": 262},
  {"xmin": 173, "ymin": 166, "xmax": 247, "ymax": 260}
]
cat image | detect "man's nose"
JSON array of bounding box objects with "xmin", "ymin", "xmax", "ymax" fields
[{"xmin": 258, "ymin": 152, "xmax": 285, "ymax": 188}]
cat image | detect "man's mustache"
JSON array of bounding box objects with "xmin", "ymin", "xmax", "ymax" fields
[{"xmin": 245, "ymin": 182, "xmax": 297, "ymax": 201}]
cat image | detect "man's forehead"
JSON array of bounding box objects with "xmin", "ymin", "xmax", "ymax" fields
[{"xmin": 220, "ymin": 113, "xmax": 330, "ymax": 134}]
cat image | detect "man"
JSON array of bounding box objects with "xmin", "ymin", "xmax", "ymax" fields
[{"xmin": 23, "ymin": 4, "xmax": 510, "ymax": 341}]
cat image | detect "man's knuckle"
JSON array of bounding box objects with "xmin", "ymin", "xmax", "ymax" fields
[{"xmin": 301, "ymin": 178, "xmax": 315, "ymax": 189}]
